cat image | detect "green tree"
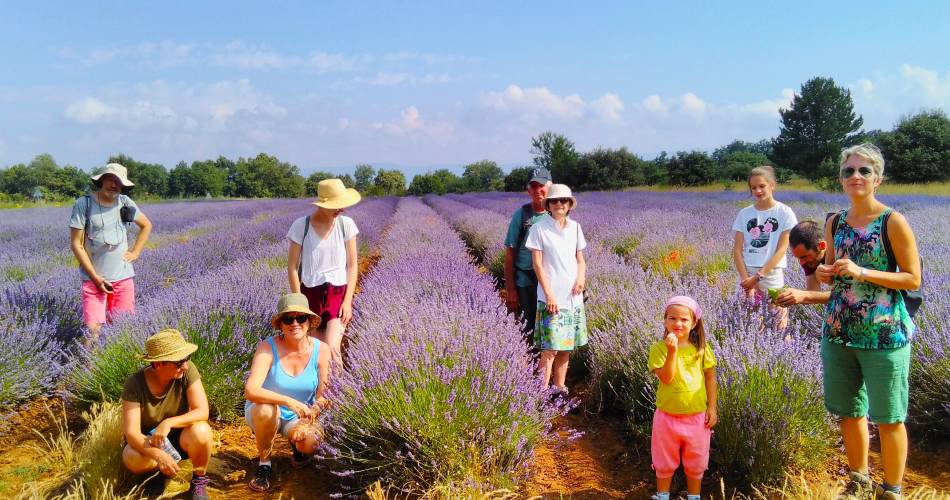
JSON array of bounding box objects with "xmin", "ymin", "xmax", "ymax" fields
[
  {"xmin": 232, "ymin": 153, "xmax": 305, "ymax": 198},
  {"xmin": 107, "ymin": 154, "xmax": 168, "ymax": 196},
  {"xmin": 530, "ymin": 131, "xmax": 578, "ymax": 185},
  {"xmin": 339, "ymin": 174, "xmax": 356, "ymax": 189},
  {"xmin": 877, "ymin": 109, "xmax": 950, "ymax": 183},
  {"xmin": 408, "ymin": 169, "xmax": 461, "ymax": 196},
  {"xmin": 666, "ymin": 151, "xmax": 718, "ymax": 186},
  {"xmin": 167, "ymin": 161, "xmax": 195, "ymax": 197},
  {"xmin": 461, "ymin": 160, "xmax": 504, "ymax": 192},
  {"xmin": 305, "ymin": 171, "xmax": 335, "ymax": 196},
  {"xmin": 771, "ymin": 77, "xmax": 863, "ymax": 182},
  {"xmin": 719, "ymin": 151, "xmax": 774, "ymax": 182},
  {"xmin": 354, "ymin": 164, "xmax": 375, "ymax": 193},
  {"xmin": 189, "ymin": 159, "xmax": 229, "ymax": 196},
  {"xmin": 371, "ymin": 168, "xmax": 407, "ymax": 196},
  {"xmin": 503, "ymin": 166, "xmax": 534, "ymax": 192},
  {"xmin": 574, "ymin": 147, "xmax": 649, "ymax": 190}
]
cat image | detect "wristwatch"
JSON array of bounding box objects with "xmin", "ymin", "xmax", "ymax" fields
[{"xmin": 859, "ymin": 268, "xmax": 868, "ymax": 282}]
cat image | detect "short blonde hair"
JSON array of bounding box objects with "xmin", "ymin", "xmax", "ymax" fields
[
  {"xmin": 748, "ymin": 165, "xmax": 777, "ymax": 185},
  {"xmin": 840, "ymin": 143, "xmax": 885, "ymax": 178}
]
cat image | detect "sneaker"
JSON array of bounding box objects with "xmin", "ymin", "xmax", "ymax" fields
[
  {"xmin": 291, "ymin": 444, "xmax": 314, "ymax": 468},
  {"xmin": 189, "ymin": 475, "xmax": 210, "ymax": 500},
  {"xmin": 248, "ymin": 464, "xmax": 273, "ymax": 492},
  {"xmin": 838, "ymin": 470, "xmax": 874, "ymax": 500},
  {"xmin": 875, "ymin": 485, "xmax": 902, "ymax": 500}
]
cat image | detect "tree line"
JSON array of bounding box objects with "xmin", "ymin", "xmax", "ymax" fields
[{"xmin": 3, "ymin": 76, "xmax": 950, "ymax": 202}]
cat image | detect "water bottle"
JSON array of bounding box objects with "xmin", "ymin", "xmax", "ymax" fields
[{"xmin": 148, "ymin": 428, "xmax": 182, "ymax": 462}]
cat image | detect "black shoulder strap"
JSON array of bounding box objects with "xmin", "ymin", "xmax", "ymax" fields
[
  {"xmin": 516, "ymin": 203, "xmax": 534, "ymax": 251},
  {"xmin": 880, "ymin": 210, "xmax": 897, "ymax": 272},
  {"xmin": 298, "ymin": 216, "xmax": 310, "ymax": 278},
  {"xmin": 84, "ymin": 194, "xmax": 92, "ymax": 237}
]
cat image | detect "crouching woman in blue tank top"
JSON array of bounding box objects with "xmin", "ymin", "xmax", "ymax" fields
[{"xmin": 244, "ymin": 292, "xmax": 331, "ymax": 492}]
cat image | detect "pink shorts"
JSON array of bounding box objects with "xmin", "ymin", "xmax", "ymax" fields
[
  {"xmin": 81, "ymin": 278, "xmax": 135, "ymax": 327},
  {"xmin": 651, "ymin": 409, "xmax": 711, "ymax": 480}
]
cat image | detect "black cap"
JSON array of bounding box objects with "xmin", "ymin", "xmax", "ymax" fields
[{"xmin": 528, "ymin": 167, "xmax": 552, "ymax": 185}]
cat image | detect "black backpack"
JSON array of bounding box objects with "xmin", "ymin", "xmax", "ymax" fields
[{"xmin": 828, "ymin": 210, "xmax": 923, "ymax": 317}]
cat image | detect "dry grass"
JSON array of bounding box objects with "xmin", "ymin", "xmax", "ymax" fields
[{"xmin": 17, "ymin": 401, "xmax": 135, "ymax": 500}]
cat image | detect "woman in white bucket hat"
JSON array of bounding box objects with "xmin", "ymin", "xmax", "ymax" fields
[
  {"xmin": 524, "ymin": 183, "xmax": 588, "ymax": 397},
  {"xmin": 286, "ymin": 178, "xmax": 361, "ymax": 370}
]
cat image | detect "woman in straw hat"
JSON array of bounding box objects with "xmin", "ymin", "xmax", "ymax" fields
[
  {"xmin": 287, "ymin": 178, "xmax": 361, "ymax": 369},
  {"xmin": 244, "ymin": 293, "xmax": 331, "ymax": 492},
  {"xmin": 524, "ymin": 184, "xmax": 588, "ymax": 397},
  {"xmin": 121, "ymin": 328, "xmax": 213, "ymax": 500}
]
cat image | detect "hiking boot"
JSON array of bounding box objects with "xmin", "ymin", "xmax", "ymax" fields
[
  {"xmin": 248, "ymin": 463, "xmax": 273, "ymax": 492},
  {"xmin": 189, "ymin": 475, "xmax": 210, "ymax": 500},
  {"xmin": 837, "ymin": 470, "xmax": 874, "ymax": 500},
  {"xmin": 875, "ymin": 485, "xmax": 902, "ymax": 500},
  {"xmin": 291, "ymin": 444, "xmax": 314, "ymax": 468}
]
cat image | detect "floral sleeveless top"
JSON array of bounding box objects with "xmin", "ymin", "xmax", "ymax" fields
[{"xmin": 822, "ymin": 208, "xmax": 915, "ymax": 349}]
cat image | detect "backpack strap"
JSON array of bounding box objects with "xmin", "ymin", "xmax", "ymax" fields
[
  {"xmin": 515, "ymin": 203, "xmax": 535, "ymax": 256},
  {"xmin": 880, "ymin": 210, "xmax": 897, "ymax": 273},
  {"xmin": 84, "ymin": 194, "xmax": 92, "ymax": 238},
  {"xmin": 297, "ymin": 216, "xmax": 310, "ymax": 280}
]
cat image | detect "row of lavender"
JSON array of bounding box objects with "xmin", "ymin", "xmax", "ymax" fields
[
  {"xmin": 318, "ymin": 197, "xmax": 565, "ymax": 496},
  {"xmin": 437, "ymin": 190, "xmax": 950, "ymax": 485},
  {"xmin": 0, "ymin": 197, "xmax": 397, "ymax": 410}
]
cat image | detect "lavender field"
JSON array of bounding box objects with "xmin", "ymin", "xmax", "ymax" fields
[{"xmin": 3, "ymin": 190, "xmax": 949, "ymax": 496}]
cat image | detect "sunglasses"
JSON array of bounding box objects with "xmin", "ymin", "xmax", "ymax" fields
[
  {"xmin": 281, "ymin": 314, "xmax": 310, "ymax": 326},
  {"xmin": 170, "ymin": 356, "xmax": 190, "ymax": 368},
  {"xmin": 840, "ymin": 166, "xmax": 874, "ymax": 179},
  {"xmin": 548, "ymin": 198, "xmax": 571, "ymax": 205}
]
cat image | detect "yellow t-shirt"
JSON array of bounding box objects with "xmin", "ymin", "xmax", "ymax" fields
[{"xmin": 647, "ymin": 340, "xmax": 716, "ymax": 415}]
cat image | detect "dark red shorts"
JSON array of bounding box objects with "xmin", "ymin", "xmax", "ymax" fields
[{"xmin": 301, "ymin": 282, "xmax": 347, "ymax": 327}]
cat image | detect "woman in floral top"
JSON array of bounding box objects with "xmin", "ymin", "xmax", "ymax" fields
[{"xmin": 815, "ymin": 143, "xmax": 921, "ymax": 499}]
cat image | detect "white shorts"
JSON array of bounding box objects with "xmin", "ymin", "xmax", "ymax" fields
[{"xmin": 745, "ymin": 266, "xmax": 785, "ymax": 291}]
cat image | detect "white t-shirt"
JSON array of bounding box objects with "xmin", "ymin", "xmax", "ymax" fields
[
  {"xmin": 287, "ymin": 215, "xmax": 359, "ymax": 287},
  {"xmin": 524, "ymin": 216, "xmax": 587, "ymax": 307},
  {"xmin": 731, "ymin": 202, "xmax": 798, "ymax": 269}
]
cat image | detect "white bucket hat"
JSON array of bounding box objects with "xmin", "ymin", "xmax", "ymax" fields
[
  {"xmin": 91, "ymin": 163, "xmax": 135, "ymax": 187},
  {"xmin": 312, "ymin": 178, "xmax": 361, "ymax": 209},
  {"xmin": 544, "ymin": 184, "xmax": 577, "ymax": 208}
]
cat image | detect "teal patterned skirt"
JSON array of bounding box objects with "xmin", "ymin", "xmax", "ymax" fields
[{"xmin": 534, "ymin": 301, "xmax": 588, "ymax": 351}]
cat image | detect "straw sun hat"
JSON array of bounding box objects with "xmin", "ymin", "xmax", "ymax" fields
[
  {"xmin": 142, "ymin": 328, "xmax": 198, "ymax": 363},
  {"xmin": 313, "ymin": 178, "xmax": 361, "ymax": 209},
  {"xmin": 271, "ymin": 292, "xmax": 321, "ymax": 330},
  {"xmin": 91, "ymin": 162, "xmax": 135, "ymax": 187}
]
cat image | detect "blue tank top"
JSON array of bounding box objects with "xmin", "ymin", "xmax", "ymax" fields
[{"xmin": 260, "ymin": 336, "xmax": 320, "ymax": 420}]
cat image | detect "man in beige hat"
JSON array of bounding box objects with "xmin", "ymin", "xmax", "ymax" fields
[
  {"xmin": 287, "ymin": 178, "xmax": 361, "ymax": 369},
  {"xmin": 69, "ymin": 162, "xmax": 152, "ymax": 342},
  {"xmin": 121, "ymin": 329, "xmax": 213, "ymax": 500}
]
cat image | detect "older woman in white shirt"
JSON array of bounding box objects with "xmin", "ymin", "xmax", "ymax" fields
[{"xmin": 525, "ymin": 184, "xmax": 588, "ymax": 396}]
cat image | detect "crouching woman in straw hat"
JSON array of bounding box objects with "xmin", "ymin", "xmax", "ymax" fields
[
  {"xmin": 244, "ymin": 293, "xmax": 331, "ymax": 492},
  {"xmin": 287, "ymin": 178, "xmax": 361, "ymax": 369},
  {"xmin": 121, "ymin": 329, "xmax": 213, "ymax": 500}
]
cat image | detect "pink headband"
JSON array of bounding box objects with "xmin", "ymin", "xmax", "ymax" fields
[{"xmin": 664, "ymin": 295, "xmax": 702, "ymax": 321}]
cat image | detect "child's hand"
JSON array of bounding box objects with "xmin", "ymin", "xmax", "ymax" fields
[
  {"xmin": 664, "ymin": 333, "xmax": 678, "ymax": 352},
  {"xmin": 705, "ymin": 407, "xmax": 718, "ymax": 428}
]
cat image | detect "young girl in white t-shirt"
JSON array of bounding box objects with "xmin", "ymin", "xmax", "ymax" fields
[
  {"xmin": 731, "ymin": 166, "xmax": 798, "ymax": 325},
  {"xmin": 525, "ymin": 184, "xmax": 588, "ymax": 396}
]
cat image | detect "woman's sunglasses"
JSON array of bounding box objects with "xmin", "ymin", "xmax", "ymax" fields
[
  {"xmin": 281, "ymin": 314, "xmax": 310, "ymax": 326},
  {"xmin": 548, "ymin": 198, "xmax": 571, "ymax": 205},
  {"xmin": 840, "ymin": 166, "xmax": 874, "ymax": 179},
  {"xmin": 170, "ymin": 356, "xmax": 190, "ymax": 368}
]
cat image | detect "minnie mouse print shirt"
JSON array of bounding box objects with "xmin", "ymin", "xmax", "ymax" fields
[{"xmin": 731, "ymin": 202, "xmax": 798, "ymax": 269}]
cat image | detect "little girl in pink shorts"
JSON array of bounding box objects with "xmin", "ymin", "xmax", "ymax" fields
[{"xmin": 647, "ymin": 295, "xmax": 718, "ymax": 500}]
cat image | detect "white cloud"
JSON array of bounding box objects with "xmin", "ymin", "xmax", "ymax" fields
[
  {"xmin": 642, "ymin": 94, "xmax": 669, "ymax": 117},
  {"xmin": 590, "ymin": 93, "xmax": 625, "ymax": 124},
  {"xmin": 737, "ymin": 88, "xmax": 795, "ymax": 116},
  {"xmin": 899, "ymin": 64, "xmax": 950, "ymax": 104},
  {"xmin": 680, "ymin": 92, "xmax": 707, "ymax": 121},
  {"xmin": 64, "ymin": 97, "xmax": 118, "ymax": 124}
]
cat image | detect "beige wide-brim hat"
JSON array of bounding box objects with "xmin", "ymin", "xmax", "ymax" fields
[
  {"xmin": 271, "ymin": 292, "xmax": 321, "ymax": 330},
  {"xmin": 545, "ymin": 184, "xmax": 577, "ymax": 208},
  {"xmin": 313, "ymin": 178, "xmax": 361, "ymax": 209},
  {"xmin": 142, "ymin": 328, "xmax": 198, "ymax": 363},
  {"xmin": 91, "ymin": 162, "xmax": 135, "ymax": 187}
]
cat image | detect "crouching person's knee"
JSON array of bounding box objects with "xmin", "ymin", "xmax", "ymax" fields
[{"xmin": 122, "ymin": 444, "xmax": 157, "ymax": 474}]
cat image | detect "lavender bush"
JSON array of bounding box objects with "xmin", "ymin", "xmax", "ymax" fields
[{"xmin": 319, "ymin": 198, "xmax": 564, "ymax": 496}]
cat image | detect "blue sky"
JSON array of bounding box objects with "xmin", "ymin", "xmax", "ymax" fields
[{"xmin": 2, "ymin": 1, "xmax": 949, "ymax": 178}]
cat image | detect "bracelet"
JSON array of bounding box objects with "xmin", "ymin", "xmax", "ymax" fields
[{"xmin": 859, "ymin": 268, "xmax": 868, "ymax": 282}]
